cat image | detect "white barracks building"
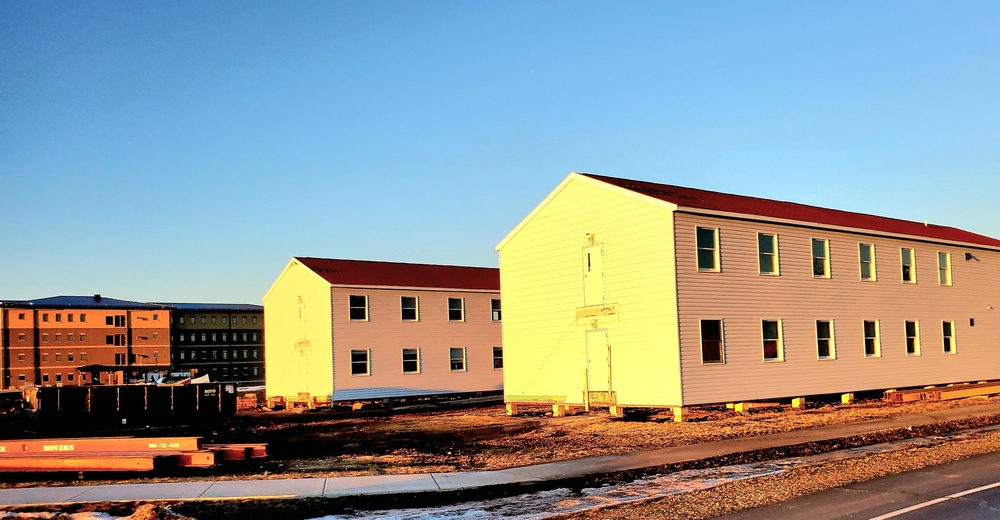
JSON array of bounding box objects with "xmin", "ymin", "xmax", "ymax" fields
[{"xmin": 497, "ymin": 172, "xmax": 1000, "ymax": 420}]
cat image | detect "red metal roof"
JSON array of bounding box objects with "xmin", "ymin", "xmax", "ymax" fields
[
  {"xmin": 581, "ymin": 173, "xmax": 1000, "ymax": 248},
  {"xmin": 295, "ymin": 257, "xmax": 500, "ymax": 291}
]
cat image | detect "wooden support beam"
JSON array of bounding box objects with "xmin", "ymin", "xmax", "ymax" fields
[
  {"xmin": 841, "ymin": 393, "xmax": 855, "ymax": 404},
  {"xmin": 791, "ymin": 397, "xmax": 806, "ymax": 409},
  {"xmin": 673, "ymin": 407, "xmax": 688, "ymax": 422},
  {"xmin": 609, "ymin": 405, "xmax": 624, "ymax": 418},
  {"xmin": 552, "ymin": 404, "xmax": 565, "ymax": 417},
  {"xmin": 505, "ymin": 402, "xmax": 520, "ymax": 416}
]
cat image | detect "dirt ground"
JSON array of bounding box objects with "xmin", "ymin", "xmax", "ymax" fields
[
  {"xmin": 5, "ymin": 395, "xmax": 1000, "ymax": 518},
  {"xmin": 211, "ymin": 394, "xmax": 1000, "ymax": 479}
]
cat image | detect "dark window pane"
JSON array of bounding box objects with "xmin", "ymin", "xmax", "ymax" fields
[
  {"xmin": 812, "ymin": 239, "xmax": 825, "ymax": 258},
  {"xmin": 905, "ymin": 321, "xmax": 917, "ymax": 336},
  {"xmin": 817, "ymin": 339, "xmax": 830, "ymax": 358},
  {"xmin": 759, "ymin": 255, "xmax": 774, "ymax": 274},
  {"xmin": 813, "ymin": 258, "xmax": 826, "ymax": 276},
  {"xmin": 861, "ymin": 263, "xmax": 872, "ymax": 280},
  {"xmin": 698, "ymin": 250, "xmax": 716, "ymax": 270},
  {"xmin": 763, "ymin": 340, "xmax": 779, "ymax": 360},
  {"xmin": 762, "ymin": 321, "xmax": 779, "ymax": 339},
  {"xmin": 902, "ymin": 264, "xmax": 911, "ymax": 281},
  {"xmin": 758, "ymin": 234, "xmax": 774, "ymax": 254},
  {"xmin": 942, "ymin": 321, "xmax": 952, "ymax": 335},
  {"xmin": 864, "ymin": 321, "xmax": 876, "ymax": 337},
  {"xmin": 696, "ymin": 228, "xmax": 716, "ymax": 248}
]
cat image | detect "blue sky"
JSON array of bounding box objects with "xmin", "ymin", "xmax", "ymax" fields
[{"xmin": 2, "ymin": 2, "xmax": 999, "ymax": 304}]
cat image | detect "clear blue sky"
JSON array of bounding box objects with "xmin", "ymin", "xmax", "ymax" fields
[{"xmin": 3, "ymin": 2, "xmax": 999, "ymax": 304}]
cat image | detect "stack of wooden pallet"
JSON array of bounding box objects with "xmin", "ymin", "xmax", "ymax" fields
[
  {"xmin": 884, "ymin": 381, "xmax": 1000, "ymax": 403},
  {"xmin": 0, "ymin": 436, "xmax": 266, "ymax": 472}
]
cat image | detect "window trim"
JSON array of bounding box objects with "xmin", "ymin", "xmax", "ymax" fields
[
  {"xmin": 761, "ymin": 319, "xmax": 784, "ymax": 362},
  {"xmin": 905, "ymin": 320, "xmax": 921, "ymax": 356},
  {"xmin": 491, "ymin": 299, "xmax": 502, "ymax": 322},
  {"xmin": 811, "ymin": 238, "xmax": 830, "ymax": 279},
  {"xmin": 699, "ymin": 319, "xmax": 725, "ymax": 364},
  {"xmin": 350, "ymin": 349, "xmax": 371, "ymax": 376},
  {"xmin": 757, "ymin": 232, "xmax": 779, "ymax": 276},
  {"xmin": 492, "ymin": 346, "xmax": 503, "ymax": 370},
  {"xmin": 942, "ymin": 321, "xmax": 956, "ymax": 354},
  {"xmin": 901, "ymin": 247, "xmax": 916, "ymax": 284},
  {"xmin": 402, "ymin": 348, "xmax": 420, "ymax": 374},
  {"xmin": 349, "ymin": 295, "xmax": 369, "ymax": 321},
  {"xmin": 938, "ymin": 252, "xmax": 952, "ymax": 286},
  {"xmin": 859, "ymin": 243, "xmax": 877, "ymax": 281},
  {"xmin": 449, "ymin": 347, "xmax": 467, "ymax": 372},
  {"xmin": 448, "ymin": 298, "xmax": 465, "ymax": 322},
  {"xmin": 863, "ymin": 320, "xmax": 881, "ymax": 357},
  {"xmin": 400, "ymin": 296, "xmax": 419, "ymax": 322},
  {"xmin": 696, "ymin": 226, "xmax": 720, "ymax": 272},
  {"xmin": 816, "ymin": 319, "xmax": 835, "ymax": 360}
]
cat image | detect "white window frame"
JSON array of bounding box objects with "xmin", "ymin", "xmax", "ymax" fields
[
  {"xmin": 491, "ymin": 299, "xmax": 502, "ymax": 322},
  {"xmin": 350, "ymin": 349, "xmax": 371, "ymax": 376},
  {"xmin": 905, "ymin": 320, "xmax": 921, "ymax": 356},
  {"xmin": 492, "ymin": 346, "xmax": 503, "ymax": 370},
  {"xmin": 938, "ymin": 252, "xmax": 952, "ymax": 286},
  {"xmin": 901, "ymin": 248, "xmax": 916, "ymax": 284},
  {"xmin": 816, "ymin": 319, "xmax": 835, "ymax": 360},
  {"xmin": 863, "ymin": 320, "xmax": 881, "ymax": 357},
  {"xmin": 942, "ymin": 321, "xmax": 956, "ymax": 354},
  {"xmin": 448, "ymin": 298, "xmax": 465, "ymax": 322},
  {"xmin": 402, "ymin": 348, "xmax": 420, "ymax": 374},
  {"xmin": 757, "ymin": 233, "xmax": 779, "ymax": 275},
  {"xmin": 696, "ymin": 227, "xmax": 720, "ymax": 272},
  {"xmin": 699, "ymin": 319, "xmax": 725, "ymax": 364},
  {"xmin": 449, "ymin": 347, "xmax": 467, "ymax": 371},
  {"xmin": 349, "ymin": 295, "xmax": 369, "ymax": 321},
  {"xmin": 859, "ymin": 243, "xmax": 877, "ymax": 281},
  {"xmin": 761, "ymin": 319, "xmax": 784, "ymax": 362},
  {"xmin": 812, "ymin": 238, "xmax": 830, "ymax": 278},
  {"xmin": 401, "ymin": 296, "xmax": 419, "ymax": 322}
]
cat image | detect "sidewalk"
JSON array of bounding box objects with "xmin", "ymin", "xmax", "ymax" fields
[{"xmin": 3, "ymin": 401, "xmax": 1000, "ymax": 507}]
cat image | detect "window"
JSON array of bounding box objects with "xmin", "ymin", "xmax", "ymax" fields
[
  {"xmin": 938, "ymin": 252, "xmax": 952, "ymax": 286},
  {"xmin": 106, "ymin": 316, "xmax": 112, "ymax": 326},
  {"xmin": 252, "ymin": 333, "xmax": 258, "ymax": 341},
  {"xmin": 222, "ymin": 350, "xmax": 229, "ymax": 359},
  {"xmin": 179, "ymin": 316, "xmax": 185, "ymax": 324},
  {"xmin": 401, "ymin": 297, "xmax": 418, "ymax": 321},
  {"xmin": 42, "ymin": 313, "xmax": 48, "ymax": 322},
  {"xmin": 942, "ymin": 321, "xmax": 955, "ymax": 354},
  {"xmin": 17, "ymin": 333, "xmax": 25, "ymax": 341},
  {"xmin": 18, "ymin": 374, "xmax": 25, "ymax": 382},
  {"xmin": 697, "ymin": 227, "xmax": 720, "ymax": 271},
  {"xmin": 351, "ymin": 349, "xmax": 370, "ymax": 375},
  {"xmin": 491, "ymin": 299, "xmax": 502, "ymax": 321},
  {"xmin": 493, "ymin": 346, "xmax": 503, "ymax": 369},
  {"xmin": 180, "ymin": 351, "xmax": 186, "ymax": 360},
  {"xmin": 56, "ymin": 353, "xmax": 62, "ymax": 362},
  {"xmin": 115, "ymin": 353, "xmax": 126, "ymax": 365},
  {"xmin": 18, "ymin": 313, "xmax": 24, "ymax": 320},
  {"xmin": 762, "ymin": 320, "xmax": 783, "ymax": 361},
  {"xmin": 906, "ymin": 321, "xmax": 920, "ymax": 355},
  {"xmin": 200, "ymin": 316, "xmax": 206, "ymax": 324},
  {"xmin": 211, "ymin": 316, "xmax": 217, "ymax": 324},
  {"xmin": 243, "ymin": 316, "xmax": 248, "ymax": 324},
  {"xmin": 55, "ymin": 334, "xmax": 61, "ymax": 342},
  {"xmin": 252, "ymin": 316, "xmax": 257, "ymax": 324},
  {"xmin": 243, "ymin": 333, "xmax": 248, "ymax": 341},
  {"xmin": 450, "ymin": 347, "xmax": 467, "ymax": 371},
  {"xmin": 448, "ymin": 298, "xmax": 464, "ymax": 321},
  {"xmin": 42, "ymin": 334, "xmax": 48, "ymax": 342},
  {"xmin": 67, "ymin": 334, "xmax": 73, "ymax": 342},
  {"xmin": 816, "ymin": 320, "xmax": 834, "ymax": 359},
  {"xmin": 68, "ymin": 353, "xmax": 73, "ymax": 361},
  {"xmin": 55, "ymin": 314, "xmax": 61, "ymax": 323},
  {"xmin": 80, "ymin": 314, "xmax": 85, "ymax": 323},
  {"xmin": 67, "ymin": 374, "xmax": 74, "ymax": 382},
  {"xmin": 901, "ymin": 248, "xmax": 915, "ymax": 283},
  {"xmin": 80, "ymin": 353, "xmax": 86, "ymax": 361},
  {"xmin": 43, "ymin": 354, "xmax": 49, "ymax": 363},
  {"xmin": 812, "ymin": 238, "xmax": 830, "ymax": 278},
  {"xmin": 79, "ymin": 333, "xmax": 86, "ymax": 342},
  {"xmin": 153, "ymin": 314, "xmax": 158, "ymax": 321},
  {"xmin": 212, "ymin": 333, "xmax": 217, "ymax": 342},
  {"xmin": 55, "ymin": 374, "xmax": 62, "ymax": 383},
  {"xmin": 43, "ymin": 374, "xmax": 49, "ymax": 383},
  {"xmin": 402, "ymin": 348, "xmax": 420, "ymax": 373},
  {"xmin": 757, "ymin": 233, "xmax": 779, "ymax": 275},
  {"xmin": 700, "ymin": 320, "xmax": 724, "ymax": 364},
  {"xmin": 201, "ymin": 333, "xmax": 207, "ymax": 342},
  {"xmin": 859, "ymin": 244, "xmax": 876, "ymax": 281},
  {"xmin": 17, "ymin": 353, "xmax": 24, "ymax": 361},
  {"xmin": 222, "ymin": 316, "xmax": 227, "ymax": 324},
  {"xmin": 349, "ymin": 295, "xmax": 368, "ymax": 320},
  {"xmin": 864, "ymin": 320, "xmax": 880, "ymax": 357},
  {"xmin": 67, "ymin": 314, "xmax": 73, "ymax": 323}
]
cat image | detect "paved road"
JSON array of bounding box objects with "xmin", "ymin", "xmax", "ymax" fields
[{"xmin": 717, "ymin": 450, "xmax": 1000, "ymax": 519}]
